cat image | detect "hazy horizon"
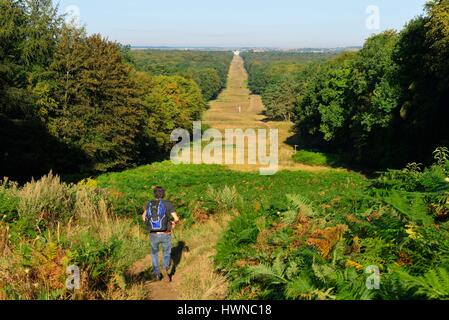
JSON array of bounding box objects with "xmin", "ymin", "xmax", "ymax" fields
[{"xmin": 55, "ymin": 0, "xmax": 428, "ymax": 48}]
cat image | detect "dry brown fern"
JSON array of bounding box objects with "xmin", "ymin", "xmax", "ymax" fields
[{"xmin": 306, "ymin": 224, "xmax": 348, "ymax": 258}]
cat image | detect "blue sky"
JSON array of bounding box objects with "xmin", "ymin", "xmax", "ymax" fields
[{"xmin": 54, "ymin": 0, "xmax": 428, "ymax": 48}]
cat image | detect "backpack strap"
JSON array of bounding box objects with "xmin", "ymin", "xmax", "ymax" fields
[{"xmin": 145, "ymin": 201, "xmax": 152, "ymax": 220}]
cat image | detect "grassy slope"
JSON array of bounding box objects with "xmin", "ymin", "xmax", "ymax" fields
[
  {"xmin": 97, "ymin": 162, "xmax": 367, "ymax": 299},
  {"xmin": 98, "ymin": 162, "xmax": 367, "ymax": 221}
]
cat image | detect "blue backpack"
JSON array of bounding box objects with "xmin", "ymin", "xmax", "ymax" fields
[{"xmin": 146, "ymin": 200, "xmax": 169, "ymax": 232}]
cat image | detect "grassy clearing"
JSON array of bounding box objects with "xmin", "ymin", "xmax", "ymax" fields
[
  {"xmin": 97, "ymin": 161, "xmax": 367, "ymax": 223},
  {"xmin": 293, "ymin": 150, "xmax": 344, "ymax": 167},
  {"xmin": 96, "ymin": 161, "xmax": 367, "ymax": 299}
]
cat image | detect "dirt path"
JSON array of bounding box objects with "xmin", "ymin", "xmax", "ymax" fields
[
  {"xmin": 127, "ymin": 214, "xmax": 230, "ymax": 300},
  {"xmin": 204, "ymin": 55, "xmax": 329, "ymax": 172},
  {"xmin": 127, "ymin": 255, "xmax": 179, "ymax": 300}
]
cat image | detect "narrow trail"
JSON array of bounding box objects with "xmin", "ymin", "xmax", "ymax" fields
[
  {"xmin": 128, "ymin": 55, "xmax": 330, "ymax": 301},
  {"xmin": 128, "ymin": 214, "xmax": 230, "ymax": 300}
]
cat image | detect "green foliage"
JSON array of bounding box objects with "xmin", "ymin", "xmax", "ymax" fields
[
  {"xmin": 141, "ymin": 75, "xmax": 206, "ymax": 151},
  {"xmin": 131, "ymin": 50, "xmax": 233, "ymax": 101},
  {"xmin": 71, "ymin": 234, "xmax": 119, "ymax": 290},
  {"xmin": 16, "ymin": 172, "xmax": 74, "ymax": 231},
  {"xmin": 433, "ymin": 147, "xmax": 449, "ymax": 169},
  {"xmin": 0, "ymin": 172, "xmax": 148, "ymax": 299},
  {"xmin": 293, "ymin": 32, "xmax": 403, "ymax": 167},
  {"xmin": 0, "ymin": 179, "xmax": 19, "ymax": 223},
  {"xmin": 215, "ymin": 150, "xmax": 449, "ymax": 300},
  {"xmin": 397, "ymin": 267, "xmax": 449, "ymax": 299},
  {"xmin": 285, "ymin": 1, "xmax": 449, "ymax": 168},
  {"xmin": 246, "ymin": 260, "xmax": 288, "ymax": 285},
  {"xmin": 285, "ymin": 194, "xmax": 317, "ymax": 218},
  {"xmin": 241, "ymin": 51, "xmax": 335, "ymax": 121},
  {"xmin": 262, "ymin": 74, "xmax": 301, "ymax": 121},
  {"xmin": 214, "ymin": 207, "xmax": 263, "ymax": 282},
  {"xmin": 1, "ymin": 1, "xmax": 232, "ymax": 180},
  {"xmin": 382, "ymin": 191, "xmax": 434, "ymax": 226},
  {"xmin": 242, "ymin": 51, "xmax": 335, "ymax": 94},
  {"xmin": 295, "ymin": 52, "xmax": 357, "ymax": 142},
  {"xmin": 205, "ymin": 185, "xmax": 243, "ymax": 213},
  {"xmin": 48, "ymin": 30, "xmax": 147, "ymax": 172}
]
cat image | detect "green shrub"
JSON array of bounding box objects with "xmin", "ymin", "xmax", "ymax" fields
[
  {"xmin": 70, "ymin": 233, "xmax": 119, "ymax": 291},
  {"xmin": 214, "ymin": 209, "xmax": 262, "ymax": 272},
  {"xmin": 374, "ymin": 163, "xmax": 447, "ymax": 193},
  {"xmin": 396, "ymin": 267, "xmax": 449, "ymax": 299},
  {"xmin": 17, "ymin": 172, "xmax": 75, "ymax": 231},
  {"xmin": 0, "ymin": 179, "xmax": 19, "ymax": 223},
  {"xmin": 205, "ymin": 185, "xmax": 242, "ymax": 213},
  {"xmin": 419, "ymin": 165, "xmax": 447, "ymax": 191}
]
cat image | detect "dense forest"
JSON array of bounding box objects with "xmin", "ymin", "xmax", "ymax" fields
[
  {"xmin": 131, "ymin": 50, "xmax": 233, "ymax": 101},
  {"xmin": 0, "ymin": 0, "xmax": 232, "ymax": 182},
  {"xmin": 243, "ymin": 1, "xmax": 449, "ymax": 169}
]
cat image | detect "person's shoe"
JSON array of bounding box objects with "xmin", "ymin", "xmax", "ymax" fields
[
  {"xmin": 153, "ymin": 273, "xmax": 162, "ymax": 281},
  {"xmin": 162, "ymin": 268, "xmax": 171, "ymax": 283}
]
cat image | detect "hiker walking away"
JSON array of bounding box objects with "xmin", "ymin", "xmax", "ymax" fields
[{"xmin": 142, "ymin": 186, "xmax": 180, "ymax": 282}]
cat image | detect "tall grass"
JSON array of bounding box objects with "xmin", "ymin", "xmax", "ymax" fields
[
  {"xmin": 205, "ymin": 185, "xmax": 242, "ymax": 213},
  {"xmin": 174, "ymin": 213, "xmax": 230, "ymax": 300},
  {"xmin": 0, "ymin": 173, "xmax": 148, "ymax": 300}
]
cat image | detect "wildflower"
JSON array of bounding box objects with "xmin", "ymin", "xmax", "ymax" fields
[
  {"xmin": 445, "ymin": 177, "xmax": 449, "ymax": 183},
  {"xmin": 78, "ymin": 178, "xmax": 98, "ymax": 189},
  {"xmin": 405, "ymin": 224, "xmax": 421, "ymax": 240},
  {"xmin": 346, "ymin": 260, "xmax": 363, "ymax": 270}
]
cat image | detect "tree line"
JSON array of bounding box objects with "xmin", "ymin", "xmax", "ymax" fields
[
  {"xmin": 0, "ymin": 0, "xmax": 232, "ymax": 182},
  {"xmin": 243, "ymin": 0, "xmax": 449, "ymax": 169},
  {"xmin": 241, "ymin": 51, "xmax": 336, "ymax": 121}
]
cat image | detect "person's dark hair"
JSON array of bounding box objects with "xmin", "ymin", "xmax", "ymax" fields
[{"xmin": 153, "ymin": 186, "xmax": 165, "ymax": 199}]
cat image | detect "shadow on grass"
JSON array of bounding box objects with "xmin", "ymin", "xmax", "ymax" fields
[
  {"xmin": 60, "ymin": 145, "xmax": 173, "ymax": 184},
  {"xmin": 284, "ymin": 130, "xmax": 375, "ymax": 176},
  {"xmin": 169, "ymin": 241, "xmax": 190, "ymax": 281}
]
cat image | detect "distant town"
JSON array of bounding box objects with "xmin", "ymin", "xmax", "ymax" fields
[{"xmin": 130, "ymin": 46, "xmax": 362, "ymax": 53}]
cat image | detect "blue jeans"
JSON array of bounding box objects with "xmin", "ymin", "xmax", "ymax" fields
[{"xmin": 150, "ymin": 233, "xmax": 172, "ymax": 275}]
